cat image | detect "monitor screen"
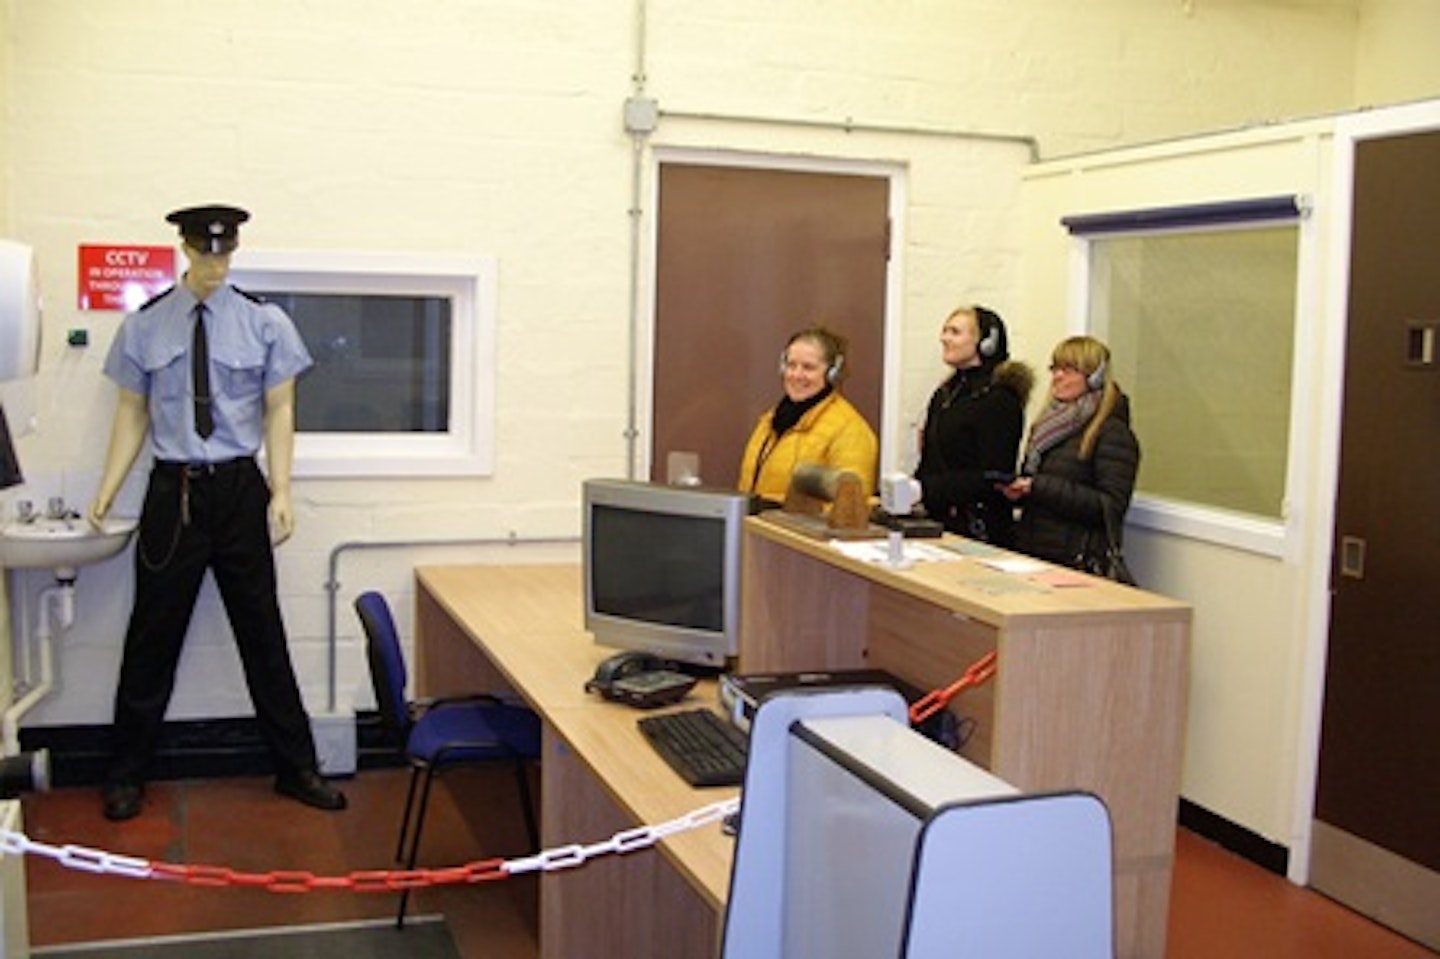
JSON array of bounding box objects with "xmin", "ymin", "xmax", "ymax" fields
[{"xmin": 582, "ymin": 478, "xmax": 749, "ymax": 669}]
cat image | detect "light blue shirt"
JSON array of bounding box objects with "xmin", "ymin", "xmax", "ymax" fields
[{"xmin": 103, "ymin": 282, "xmax": 313, "ymax": 462}]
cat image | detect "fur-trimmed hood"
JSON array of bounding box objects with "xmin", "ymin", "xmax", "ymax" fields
[{"xmin": 990, "ymin": 359, "xmax": 1036, "ymax": 408}]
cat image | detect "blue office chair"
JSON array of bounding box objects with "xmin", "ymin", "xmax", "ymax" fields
[{"xmin": 355, "ymin": 590, "xmax": 542, "ymax": 927}]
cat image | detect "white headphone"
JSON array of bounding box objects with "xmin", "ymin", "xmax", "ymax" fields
[
  {"xmin": 974, "ymin": 307, "xmax": 1002, "ymax": 359},
  {"xmin": 1087, "ymin": 357, "xmax": 1107, "ymax": 392}
]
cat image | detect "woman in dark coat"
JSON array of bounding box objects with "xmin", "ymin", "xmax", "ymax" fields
[
  {"xmin": 1001, "ymin": 335, "xmax": 1139, "ymax": 569},
  {"xmin": 914, "ymin": 305, "xmax": 1034, "ymax": 546}
]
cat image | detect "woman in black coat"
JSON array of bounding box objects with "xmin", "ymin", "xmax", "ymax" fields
[
  {"xmin": 1001, "ymin": 335, "xmax": 1140, "ymax": 569},
  {"xmin": 914, "ymin": 305, "xmax": 1034, "ymax": 546}
]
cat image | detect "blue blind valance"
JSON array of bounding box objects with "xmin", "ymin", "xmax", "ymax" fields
[{"xmin": 1061, "ymin": 195, "xmax": 1306, "ymax": 236}]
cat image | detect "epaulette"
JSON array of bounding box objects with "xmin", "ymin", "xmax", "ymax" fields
[
  {"xmin": 233, "ymin": 286, "xmax": 268, "ymax": 305},
  {"xmin": 136, "ymin": 285, "xmax": 177, "ymax": 312}
]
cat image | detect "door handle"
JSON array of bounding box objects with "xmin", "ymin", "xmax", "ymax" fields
[{"xmin": 1339, "ymin": 535, "xmax": 1366, "ymax": 580}]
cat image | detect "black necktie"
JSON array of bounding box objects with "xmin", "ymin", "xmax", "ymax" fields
[{"xmin": 192, "ymin": 304, "xmax": 214, "ymax": 439}]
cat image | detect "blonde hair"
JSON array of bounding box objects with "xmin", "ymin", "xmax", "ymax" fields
[{"xmin": 1051, "ymin": 335, "xmax": 1118, "ymax": 461}]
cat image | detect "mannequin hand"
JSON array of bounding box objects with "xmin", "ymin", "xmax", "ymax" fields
[
  {"xmin": 270, "ymin": 492, "xmax": 295, "ymax": 545},
  {"xmin": 87, "ymin": 497, "xmax": 111, "ymax": 530}
]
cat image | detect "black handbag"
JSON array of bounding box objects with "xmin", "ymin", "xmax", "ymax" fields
[{"xmin": 1079, "ymin": 498, "xmax": 1137, "ymax": 586}]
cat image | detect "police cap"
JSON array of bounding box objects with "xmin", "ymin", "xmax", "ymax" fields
[{"xmin": 165, "ymin": 204, "xmax": 250, "ymax": 254}]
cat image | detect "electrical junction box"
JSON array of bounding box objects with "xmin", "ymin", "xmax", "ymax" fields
[{"xmin": 624, "ymin": 96, "xmax": 659, "ymax": 134}]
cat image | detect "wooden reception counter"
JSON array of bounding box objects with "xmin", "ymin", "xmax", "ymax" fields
[{"xmin": 413, "ymin": 515, "xmax": 1190, "ymax": 958}]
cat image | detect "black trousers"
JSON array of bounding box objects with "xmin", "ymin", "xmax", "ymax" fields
[{"xmin": 108, "ymin": 458, "xmax": 318, "ymax": 784}]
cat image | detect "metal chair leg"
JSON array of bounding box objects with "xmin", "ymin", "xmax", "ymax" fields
[
  {"xmin": 396, "ymin": 765, "xmax": 422, "ymax": 864},
  {"xmin": 397, "ymin": 765, "xmax": 440, "ymax": 929}
]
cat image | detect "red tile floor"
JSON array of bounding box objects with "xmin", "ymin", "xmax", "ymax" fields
[{"xmin": 17, "ymin": 766, "xmax": 1438, "ymax": 958}]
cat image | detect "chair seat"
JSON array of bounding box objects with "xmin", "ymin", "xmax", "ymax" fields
[
  {"xmin": 406, "ymin": 702, "xmax": 543, "ymax": 766},
  {"xmin": 355, "ymin": 588, "xmax": 543, "ymax": 929}
]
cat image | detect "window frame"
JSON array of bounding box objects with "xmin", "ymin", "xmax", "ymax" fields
[
  {"xmin": 229, "ymin": 250, "xmax": 496, "ymax": 479},
  {"xmin": 1064, "ymin": 196, "xmax": 1318, "ymax": 559}
]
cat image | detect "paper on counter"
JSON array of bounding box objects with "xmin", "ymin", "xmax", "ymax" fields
[{"xmin": 977, "ymin": 555, "xmax": 1050, "ymax": 575}]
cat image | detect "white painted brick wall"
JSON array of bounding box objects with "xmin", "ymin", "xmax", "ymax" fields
[{"xmin": 0, "ymin": 0, "xmax": 1419, "ymax": 733}]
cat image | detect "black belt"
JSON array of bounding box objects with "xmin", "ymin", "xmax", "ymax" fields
[{"xmin": 155, "ymin": 456, "xmax": 255, "ymax": 477}]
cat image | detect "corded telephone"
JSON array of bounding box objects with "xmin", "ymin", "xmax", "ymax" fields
[{"xmin": 584, "ymin": 651, "xmax": 697, "ymax": 708}]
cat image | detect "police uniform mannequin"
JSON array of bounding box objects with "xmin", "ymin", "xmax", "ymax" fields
[{"xmin": 90, "ymin": 204, "xmax": 345, "ymax": 821}]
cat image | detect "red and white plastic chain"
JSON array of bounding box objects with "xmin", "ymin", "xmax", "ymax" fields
[{"xmin": 0, "ymin": 796, "xmax": 740, "ymax": 894}]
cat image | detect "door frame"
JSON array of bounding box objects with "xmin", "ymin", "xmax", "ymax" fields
[
  {"xmin": 1292, "ymin": 98, "xmax": 1440, "ymax": 884},
  {"xmin": 637, "ymin": 147, "xmax": 907, "ymax": 481}
]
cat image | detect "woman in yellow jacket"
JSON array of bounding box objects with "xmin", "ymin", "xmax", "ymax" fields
[{"xmin": 738, "ymin": 326, "xmax": 879, "ymax": 504}]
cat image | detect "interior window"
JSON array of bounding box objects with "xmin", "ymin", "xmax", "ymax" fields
[
  {"xmin": 1066, "ymin": 197, "xmax": 1306, "ymax": 554},
  {"xmin": 230, "ymin": 252, "xmax": 495, "ymax": 478},
  {"xmin": 1089, "ymin": 225, "xmax": 1298, "ymax": 518}
]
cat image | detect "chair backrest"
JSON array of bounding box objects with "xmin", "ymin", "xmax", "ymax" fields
[{"xmin": 355, "ymin": 591, "xmax": 410, "ymax": 731}]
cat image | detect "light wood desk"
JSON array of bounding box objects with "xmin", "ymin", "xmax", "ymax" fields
[
  {"xmin": 414, "ymin": 517, "xmax": 1190, "ymax": 959},
  {"xmin": 414, "ymin": 563, "xmax": 732, "ymax": 958}
]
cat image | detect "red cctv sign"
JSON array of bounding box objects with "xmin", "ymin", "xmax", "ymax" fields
[{"xmin": 78, "ymin": 244, "xmax": 176, "ymax": 311}]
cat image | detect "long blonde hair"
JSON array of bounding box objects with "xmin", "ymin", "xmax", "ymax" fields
[{"xmin": 1050, "ymin": 335, "xmax": 1118, "ymax": 461}]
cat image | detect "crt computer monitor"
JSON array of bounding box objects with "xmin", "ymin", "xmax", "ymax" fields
[{"xmin": 582, "ymin": 477, "xmax": 749, "ymax": 670}]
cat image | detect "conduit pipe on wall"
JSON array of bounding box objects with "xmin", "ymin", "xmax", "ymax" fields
[
  {"xmin": 658, "ymin": 109, "xmax": 1041, "ymax": 162},
  {"xmin": 323, "ymin": 536, "xmax": 578, "ymax": 713},
  {"xmin": 3, "ymin": 578, "xmax": 73, "ymax": 755},
  {"xmin": 623, "ymin": 0, "xmax": 652, "ymax": 480}
]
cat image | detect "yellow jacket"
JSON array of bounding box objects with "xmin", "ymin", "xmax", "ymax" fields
[{"xmin": 738, "ymin": 392, "xmax": 879, "ymax": 502}]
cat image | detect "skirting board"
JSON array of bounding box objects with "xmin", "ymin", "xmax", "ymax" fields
[
  {"xmin": 19, "ymin": 712, "xmax": 397, "ymax": 788},
  {"xmin": 1310, "ymin": 819, "xmax": 1440, "ymax": 951}
]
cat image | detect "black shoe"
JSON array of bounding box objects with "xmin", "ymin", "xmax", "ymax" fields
[
  {"xmin": 275, "ymin": 769, "xmax": 347, "ymax": 811},
  {"xmin": 102, "ymin": 782, "xmax": 144, "ymax": 821}
]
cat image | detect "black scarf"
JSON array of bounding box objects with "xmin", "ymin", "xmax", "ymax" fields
[{"xmin": 772, "ymin": 384, "xmax": 833, "ymax": 436}]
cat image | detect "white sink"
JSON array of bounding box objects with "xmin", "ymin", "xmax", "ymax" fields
[{"xmin": 0, "ymin": 515, "xmax": 139, "ymax": 574}]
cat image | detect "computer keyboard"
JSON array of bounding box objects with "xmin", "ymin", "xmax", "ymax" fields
[{"xmin": 637, "ymin": 708, "xmax": 748, "ymax": 787}]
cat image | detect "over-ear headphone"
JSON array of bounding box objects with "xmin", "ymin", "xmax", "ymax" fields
[
  {"xmin": 779, "ymin": 349, "xmax": 844, "ymax": 383},
  {"xmin": 1087, "ymin": 357, "xmax": 1107, "ymax": 392},
  {"xmin": 779, "ymin": 334, "xmax": 845, "ymax": 384},
  {"xmin": 974, "ymin": 306, "xmax": 1001, "ymax": 359}
]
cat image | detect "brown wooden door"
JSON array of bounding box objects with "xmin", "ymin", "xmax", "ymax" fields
[
  {"xmin": 650, "ymin": 163, "xmax": 889, "ymax": 488},
  {"xmin": 1312, "ymin": 129, "xmax": 1440, "ymax": 949}
]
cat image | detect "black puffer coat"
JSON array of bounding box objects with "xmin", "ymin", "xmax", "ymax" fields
[
  {"xmin": 1014, "ymin": 394, "xmax": 1140, "ymax": 568},
  {"xmin": 916, "ymin": 360, "xmax": 1034, "ymax": 546}
]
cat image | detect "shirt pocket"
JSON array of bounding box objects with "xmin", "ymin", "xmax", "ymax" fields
[
  {"xmin": 138, "ymin": 342, "xmax": 189, "ymax": 402},
  {"xmin": 213, "ymin": 347, "xmax": 267, "ymax": 401}
]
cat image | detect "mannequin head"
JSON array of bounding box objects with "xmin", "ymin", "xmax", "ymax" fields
[
  {"xmin": 166, "ymin": 204, "xmax": 248, "ymax": 301},
  {"xmin": 180, "ymin": 242, "xmax": 232, "ymax": 301}
]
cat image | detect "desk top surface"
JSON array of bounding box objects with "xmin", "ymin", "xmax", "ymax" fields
[
  {"xmin": 417, "ymin": 525, "xmax": 1189, "ymax": 958},
  {"xmin": 745, "ymin": 515, "xmax": 1191, "ymax": 629},
  {"xmin": 415, "ymin": 524, "xmax": 1190, "ymax": 914},
  {"xmin": 416, "ymin": 563, "xmax": 739, "ymax": 907}
]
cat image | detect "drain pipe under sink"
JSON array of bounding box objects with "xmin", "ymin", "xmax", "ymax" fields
[{"xmin": 3, "ymin": 575, "xmax": 74, "ymax": 755}]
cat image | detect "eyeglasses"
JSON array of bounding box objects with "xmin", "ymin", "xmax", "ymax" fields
[{"xmin": 1048, "ymin": 363, "xmax": 1084, "ymax": 374}]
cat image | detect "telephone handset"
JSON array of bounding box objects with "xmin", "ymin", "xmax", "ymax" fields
[{"xmin": 584, "ymin": 651, "xmax": 697, "ymax": 708}]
